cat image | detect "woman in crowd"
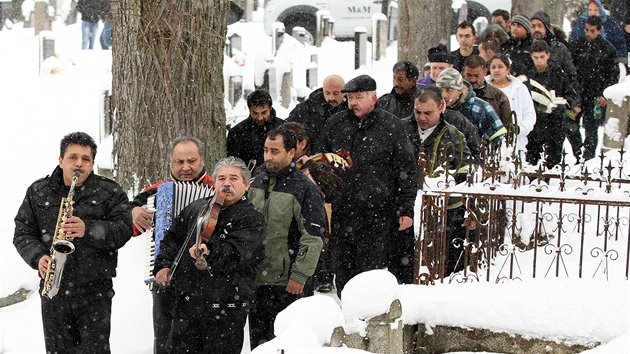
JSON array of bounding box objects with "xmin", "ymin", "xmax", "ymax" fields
[{"xmin": 486, "ymin": 53, "xmax": 536, "ymax": 154}]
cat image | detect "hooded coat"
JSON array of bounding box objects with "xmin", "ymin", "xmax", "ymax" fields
[
  {"xmin": 531, "ymin": 11, "xmax": 580, "ymax": 91},
  {"xmin": 569, "ymin": 0, "xmax": 628, "ymax": 63}
]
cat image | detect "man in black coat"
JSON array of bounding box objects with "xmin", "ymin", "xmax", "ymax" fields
[
  {"xmin": 315, "ymin": 75, "xmax": 418, "ymax": 294},
  {"xmin": 287, "ymin": 75, "xmax": 347, "ymax": 144},
  {"xmin": 501, "ymin": 14, "xmax": 534, "ymax": 76},
  {"xmin": 154, "ymin": 157, "xmax": 265, "ymax": 354},
  {"xmin": 569, "ymin": 16, "xmax": 620, "ymax": 161},
  {"xmin": 14, "ymin": 132, "xmax": 132, "ymax": 354},
  {"xmin": 129, "ymin": 136, "xmax": 214, "ymax": 354},
  {"xmin": 531, "ymin": 11, "xmax": 579, "ymax": 87},
  {"xmin": 526, "ymin": 40, "xmax": 581, "ymax": 168},
  {"xmin": 377, "ymin": 61, "xmax": 419, "ymax": 119},
  {"xmin": 403, "ymin": 86, "xmax": 475, "ymax": 276},
  {"xmin": 227, "ymin": 89, "xmax": 284, "ymax": 170}
]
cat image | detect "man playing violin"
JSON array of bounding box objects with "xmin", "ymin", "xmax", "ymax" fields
[{"xmin": 154, "ymin": 156, "xmax": 265, "ymax": 354}]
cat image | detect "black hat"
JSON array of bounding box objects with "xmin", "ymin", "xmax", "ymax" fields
[
  {"xmin": 427, "ymin": 43, "xmax": 454, "ymax": 64},
  {"xmin": 341, "ymin": 74, "xmax": 377, "ymax": 93}
]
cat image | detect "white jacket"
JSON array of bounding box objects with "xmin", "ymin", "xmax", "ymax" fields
[{"xmin": 486, "ymin": 74, "xmax": 537, "ymax": 151}]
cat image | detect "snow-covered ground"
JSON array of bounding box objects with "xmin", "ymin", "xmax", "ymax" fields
[{"xmin": 1, "ymin": 9, "xmax": 629, "ymax": 354}]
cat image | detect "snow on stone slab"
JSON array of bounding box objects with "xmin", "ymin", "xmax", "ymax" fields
[
  {"xmin": 603, "ymin": 77, "xmax": 630, "ymax": 107},
  {"xmin": 274, "ymin": 295, "xmax": 344, "ymax": 345},
  {"xmin": 341, "ymin": 269, "xmax": 401, "ymax": 336},
  {"xmin": 399, "ymin": 278, "xmax": 628, "ymax": 347}
]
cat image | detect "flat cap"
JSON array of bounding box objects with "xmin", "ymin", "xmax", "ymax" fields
[
  {"xmin": 341, "ymin": 74, "xmax": 377, "ymax": 93},
  {"xmin": 435, "ymin": 68, "xmax": 464, "ymax": 91}
]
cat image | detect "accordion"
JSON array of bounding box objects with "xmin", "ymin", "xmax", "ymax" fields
[{"xmin": 142, "ymin": 180, "xmax": 214, "ymax": 284}]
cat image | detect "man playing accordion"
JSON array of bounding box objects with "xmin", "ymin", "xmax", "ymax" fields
[{"xmin": 129, "ymin": 136, "xmax": 213, "ymax": 354}]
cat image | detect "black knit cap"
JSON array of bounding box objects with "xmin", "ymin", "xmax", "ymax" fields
[
  {"xmin": 427, "ymin": 43, "xmax": 454, "ymax": 64},
  {"xmin": 341, "ymin": 74, "xmax": 377, "ymax": 93}
]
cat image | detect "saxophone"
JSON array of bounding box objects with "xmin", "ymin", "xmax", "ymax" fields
[{"xmin": 42, "ymin": 170, "xmax": 80, "ymax": 299}]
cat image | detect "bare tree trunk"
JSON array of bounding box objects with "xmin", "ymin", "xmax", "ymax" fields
[
  {"xmin": 512, "ymin": 0, "xmax": 547, "ymax": 17},
  {"xmin": 544, "ymin": 0, "xmax": 567, "ymax": 27},
  {"xmin": 112, "ymin": 0, "xmax": 229, "ymax": 192},
  {"xmin": 398, "ymin": 0, "xmax": 451, "ymax": 67}
]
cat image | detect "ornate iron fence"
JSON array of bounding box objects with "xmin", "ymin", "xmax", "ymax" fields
[{"xmin": 414, "ymin": 146, "xmax": 630, "ymax": 285}]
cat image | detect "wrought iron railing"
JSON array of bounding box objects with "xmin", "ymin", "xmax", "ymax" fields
[{"xmin": 414, "ymin": 144, "xmax": 630, "ymax": 285}]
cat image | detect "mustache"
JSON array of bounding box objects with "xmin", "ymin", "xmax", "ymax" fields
[
  {"xmin": 73, "ymin": 168, "xmax": 84, "ymax": 174},
  {"xmin": 220, "ymin": 186, "xmax": 236, "ymax": 194}
]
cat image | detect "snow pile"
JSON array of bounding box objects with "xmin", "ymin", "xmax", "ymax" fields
[
  {"xmin": 341, "ymin": 269, "xmax": 401, "ymax": 336},
  {"xmin": 274, "ymin": 295, "xmax": 345, "ymax": 345},
  {"xmin": 253, "ymin": 271, "xmax": 628, "ymax": 353},
  {"xmin": 603, "ymin": 76, "xmax": 630, "ymax": 107},
  {"xmin": 399, "ymin": 278, "xmax": 628, "ymax": 347}
]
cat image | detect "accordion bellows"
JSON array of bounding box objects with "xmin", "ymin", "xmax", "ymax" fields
[{"xmin": 143, "ymin": 181, "xmax": 214, "ymax": 284}]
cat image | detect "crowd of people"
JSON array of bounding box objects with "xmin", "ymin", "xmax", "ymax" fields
[
  {"xmin": 76, "ymin": 0, "xmax": 112, "ymax": 50},
  {"xmin": 12, "ymin": 1, "xmax": 630, "ymax": 353}
]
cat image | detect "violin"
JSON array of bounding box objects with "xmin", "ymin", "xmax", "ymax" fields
[
  {"xmin": 296, "ymin": 148, "xmax": 353, "ymax": 171},
  {"xmin": 194, "ymin": 188, "xmax": 226, "ymax": 270}
]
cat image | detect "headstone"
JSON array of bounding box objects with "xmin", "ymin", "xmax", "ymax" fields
[
  {"xmin": 225, "ymin": 39, "xmax": 232, "ymax": 57},
  {"xmin": 602, "ymin": 97, "xmax": 629, "ymax": 150},
  {"xmin": 292, "ymin": 26, "xmax": 307, "ymax": 45},
  {"xmin": 354, "ymin": 27, "xmax": 367, "ymax": 69},
  {"xmin": 316, "ymin": 9, "xmax": 331, "ymax": 47},
  {"xmin": 372, "ymin": 13, "xmax": 387, "ymax": 62},
  {"xmin": 33, "ymin": 1, "xmax": 52, "ymax": 35},
  {"xmin": 387, "ymin": 5, "xmax": 397, "ymax": 41},
  {"xmin": 39, "ymin": 31, "xmax": 55, "ymax": 74},
  {"xmin": 271, "ymin": 22, "xmax": 285, "ymax": 56},
  {"xmin": 100, "ymin": 90, "xmax": 113, "ymax": 139},
  {"xmin": 281, "ymin": 71, "xmax": 292, "ymax": 109},
  {"xmin": 244, "ymin": 0, "xmax": 254, "ymax": 22},
  {"xmin": 306, "ymin": 53, "xmax": 318, "ymax": 89},
  {"xmin": 268, "ymin": 66, "xmax": 279, "ymax": 101},
  {"xmin": 229, "ymin": 33, "xmax": 242, "ymax": 53},
  {"xmin": 228, "ymin": 75, "xmax": 243, "ymax": 107}
]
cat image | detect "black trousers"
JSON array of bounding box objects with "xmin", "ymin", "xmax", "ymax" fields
[
  {"xmin": 166, "ymin": 294, "xmax": 249, "ymax": 354},
  {"xmin": 249, "ymin": 285, "xmax": 301, "ymax": 349},
  {"xmin": 388, "ymin": 226, "xmax": 415, "ymax": 284},
  {"xmin": 41, "ymin": 285, "xmax": 114, "ymax": 354},
  {"xmin": 153, "ymin": 286, "xmax": 177, "ymax": 354},
  {"xmin": 526, "ymin": 111, "xmax": 565, "ymax": 168},
  {"xmin": 329, "ymin": 208, "xmax": 394, "ymax": 297}
]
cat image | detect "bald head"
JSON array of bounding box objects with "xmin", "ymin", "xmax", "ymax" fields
[{"xmin": 323, "ymin": 75, "xmax": 345, "ymax": 107}]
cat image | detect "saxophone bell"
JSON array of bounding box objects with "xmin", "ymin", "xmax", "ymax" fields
[{"xmin": 52, "ymin": 240, "xmax": 75, "ymax": 254}]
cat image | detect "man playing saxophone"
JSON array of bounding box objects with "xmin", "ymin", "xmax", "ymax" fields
[{"xmin": 13, "ymin": 131, "xmax": 132, "ymax": 354}]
